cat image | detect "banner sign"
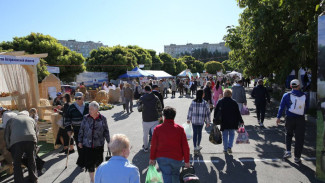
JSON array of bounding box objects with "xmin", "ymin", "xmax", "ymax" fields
[
  {"xmin": 76, "ymin": 72, "xmax": 108, "ymax": 87},
  {"xmin": 0, "ymin": 55, "xmax": 40, "ymax": 65},
  {"xmin": 47, "ymin": 66, "xmax": 60, "ymax": 73}
]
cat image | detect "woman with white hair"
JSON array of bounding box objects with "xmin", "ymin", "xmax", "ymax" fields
[
  {"xmin": 95, "ymin": 134, "xmax": 140, "ymax": 183},
  {"xmin": 78, "ymin": 101, "xmax": 110, "ymax": 183}
]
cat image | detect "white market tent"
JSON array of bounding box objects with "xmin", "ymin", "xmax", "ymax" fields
[
  {"xmin": 144, "ymin": 70, "xmax": 173, "ymax": 79},
  {"xmin": 227, "ymin": 71, "xmax": 242, "ymax": 78},
  {"xmin": 177, "ymin": 70, "xmax": 193, "ymax": 78}
]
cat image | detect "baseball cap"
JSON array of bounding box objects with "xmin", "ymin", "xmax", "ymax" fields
[
  {"xmin": 290, "ymin": 79, "xmax": 300, "ymax": 87},
  {"xmin": 75, "ymin": 92, "xmax": 83, "ymax": 98},
  {"xmin": 57, "ymin": 92, "xmax": 62, "ymax": 96}
]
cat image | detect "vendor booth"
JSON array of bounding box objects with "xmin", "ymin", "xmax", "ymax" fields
[
  {"xmin": 177, "ymin": 69, "xmax": 193, "ymax": 78},
  {"xmin": 0, "ymin": 51, "xmax": 48, "ymax": 175},
  {"xmin": 118, "ymin": 67, "xmax": 153, "ymax": 78},
  {"xmin": 144, "ymin": 70, "xmax": 173, "ymax": 79}
]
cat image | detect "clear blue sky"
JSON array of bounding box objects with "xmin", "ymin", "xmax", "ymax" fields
[{"xmin": 0, "ymin": 0, "xmax": 243, "ymax": 53}]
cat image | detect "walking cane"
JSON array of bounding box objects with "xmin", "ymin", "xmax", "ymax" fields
[{"xmin": 65, "ymin": 133, "xmax": 73, "ymax": 169}]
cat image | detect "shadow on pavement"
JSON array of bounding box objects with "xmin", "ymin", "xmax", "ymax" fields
[
  {"xmin": 111, "ymin": 111, "xmax": 130, "ymax": 121},
  {"xmin": 132, "ymin": 150, "xmax": 150, "ymax": 183},
  {"xmin": 191, "ymin": 154, "xmax": 218, "ymax": 182},
  {"xmin": 60, "ymin": 166, "xmax": 82, "ymax": 183},
  {"xmin": 215, "ymin": 155, "xmax": 258, "ymax": 183}
]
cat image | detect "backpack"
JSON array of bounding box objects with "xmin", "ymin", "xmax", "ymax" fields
[{"xmin": 288, "ymin": 92, "xmax": 306, "ymax": 115}]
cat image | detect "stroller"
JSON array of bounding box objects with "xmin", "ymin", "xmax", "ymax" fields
[{"xmin": 21, "ymin": 145, "xmax": 46, "ymax": 173}]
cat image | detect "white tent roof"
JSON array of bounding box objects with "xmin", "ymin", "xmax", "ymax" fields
[{"xmin": 144, "ymin": 70, "xmax": 173, "ymax": 79}]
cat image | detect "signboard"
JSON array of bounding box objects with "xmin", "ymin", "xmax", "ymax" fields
[
  {"xmin": 316, "ymin": 15, "xmax": 325, "ymax": 181},
  {"xmin": 47, "ymin": 66, "xmax": 60, "ymax": 73},
  {"xmin": 0, "ymin": 55, "xmax": 40, "ymax": 65},
  {"xmin": 76, "ymin": 72, "xmax": 108, "ymax": 87}
]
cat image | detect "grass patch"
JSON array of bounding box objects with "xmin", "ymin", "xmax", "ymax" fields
[{"xmin": 37, "ymin": 141, "xmax": 54, "ymax": 157}]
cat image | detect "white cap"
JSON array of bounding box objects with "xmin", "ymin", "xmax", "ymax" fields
[{"xmin": 290, "ymin": 79, "xmax": 300, "ymax": 87}]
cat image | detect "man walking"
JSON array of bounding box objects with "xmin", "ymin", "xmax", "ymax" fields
[
  {"xmin": 162, "ymin": 79, "xmax": 169, "ymax": 98},
  {"xmin": 251, "ymin": 79, "xmax": 270, "ymax": 127},
  {"xmin": 138, "ymin": 86, "xmax": 163, "ymax": 152},
  {"xmin": 65, "ymin": 92, "xmax": 89, "ymax": 169},
  {"xmin": 276, "ymin": 79, "xmax": 308, "ymax": 163},
  {"xmin": 4, "ymin": 111, "xmax": 38, "ymax": 183},
  {"xmin": 152, "ymin": 85, "xmax": 164, "ymax": 109},
  {"xmin": 124, "ymin": 83, "xmax": 134, "ymax": 113},
  {"xmin": 231, "ymin": 80, "xmax": 247, "ymax": 112}
]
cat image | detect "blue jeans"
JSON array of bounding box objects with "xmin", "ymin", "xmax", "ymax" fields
[
  {"xmin": 157, "ymin": 157, "xmax": 182, "ymax": 183},
  {"xmin": 222, "ymin": 129, "xmax": 235, "ymax": 151},
  {"xmin": 192, "ymin": 124, "xmax": 203, "ymax": 147}
]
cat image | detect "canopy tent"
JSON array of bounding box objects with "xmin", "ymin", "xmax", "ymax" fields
[
  {"xmin": 118, "ymin": 67, "xmax": 153, "ymax": 79},
  {"xmin": 177, "ymin": 70, "xmax": 192, "ymax": 78},
  {"xmin": 227, "ymin": 71, "xmax": 242, "ymax": 77},
  {"xmin": 144, "ymin": 70, "xmax": 173, "ymax": 79},
  {"xmin": 0, "ymin": 51, "xmax": 47, "ymax": 110},
  {"xmin": 192, "ymin": 72, "xmax": 200, "ymax": 78}
]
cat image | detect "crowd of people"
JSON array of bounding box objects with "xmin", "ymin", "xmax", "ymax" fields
[{"xmin": 0, "ymin": 74, "xmax": 309, "ymax": 183}]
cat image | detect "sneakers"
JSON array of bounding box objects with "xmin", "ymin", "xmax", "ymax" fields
[
  {"xmin": 259, "ymin": 122, "xmax": 264, "ymax": 127},
  {"xmin": 283, "ymin": 151, "xmax": 292, "ymax": 159},
  {"xmin": 294, "ymin": 157, "xmax": 301, "ymax": 163},
  {"xmin": 227, "ymin": 148, "xmax": 232, "ymax": 154},
  {"xmin": 142, "ymin": 145, "xmax": 149, "ymax": 152},
  {"xmin": 194, "ymin": 146, "xmax": 203, "ymax": 151}
]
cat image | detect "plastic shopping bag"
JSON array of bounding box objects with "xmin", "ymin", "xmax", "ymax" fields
[
  {"xmin": 182, "ymin": 123, "xmax": 193, "ymax": 140},
  {"xmin": 145, "ymin": 165, "xmax": 163, "ymax": 183},
  {"xmin": 241, "ymin": 105, "xmax": 250, "ymax": 115},
  {"xmin": 236, "ymin": 127, "xmax": 250, "ymax": 144}
]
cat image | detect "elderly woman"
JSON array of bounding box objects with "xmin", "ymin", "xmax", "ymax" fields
[
  {"xmin": 214, "ymin": 89, "xmax": 244, "ymax": 154},
  {"xmin": 78, "ymin": 101, "xmax": 110, "ymax": 183},
  {"xmin": 95, "ymin": 134, "xmax": 140, "ymax": 183}
]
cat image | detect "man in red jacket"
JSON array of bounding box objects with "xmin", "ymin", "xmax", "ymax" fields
[{"xmin": 149, "ymin": 106, "xmax": 190, "ymax": 183}]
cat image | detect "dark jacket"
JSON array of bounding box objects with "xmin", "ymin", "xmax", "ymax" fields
[
  {"xmin": 232, "ymin": 84, "xmax": 247, "ymax": 103},
  {"xmin": 65, "ymin": 102, "xmax": 89, "ymax": 131},
  {"xmin": 214, "ymin": 97, "xmax": 244, "ymax": 131},
  {"xmin": 60, "ymin": 103, "xmax": 70, "ymax": 126},
  {"xmin": 138, "ymin": 93, "xmax": 162, "ymax": 122},
  {"xmin": 203, "ymin": 86, "xmax": 212, "ymax": 104},
  {"xmin": 251, "ymin": 85, "xmax": 270, "ymax": 104},
  {"xmin": 152, "ymin": 90, "xmax": 164, "ymax": 109},
  {"xmin": 78, "ymin": 114, "xmax": 110, "ymax": 148},
  {"xmin": 53, "ymin": 97, "xmax": 63, "ymax": 106}
]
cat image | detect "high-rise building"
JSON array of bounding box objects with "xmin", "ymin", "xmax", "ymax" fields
[
  {"xmin": 59, "ymin": 40, "xmax": 105, "ymax": 58},
  {"xmin": 164, "ymin": 42, "xmax": 230, "ymax": 58}
]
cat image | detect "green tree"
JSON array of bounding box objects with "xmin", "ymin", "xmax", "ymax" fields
[
  {"xmin": 175, "ymin": 59, "xmax": 188, "ymax": 74},
  {"xmin": 147, "ymin": 49, "xmax": 163, "ymax": 70},
  {"xmin": 159, "ymin": 53, "xmax": 176, "ymax": 75},
  {"xmin": 127, "ymin": 46, "xmax": 152, "ymax": 69},
  {"xmin": 86, "ymin": 46, "xmax": 137, "ymax": 79},
  {"xmin": 178, "ymin": 56, "xmax": 205, "ymax": 73},
  {"xmin": 204, "ymin": 61, "xmax": 224, "ymax": 74},
  {"xmin": 225, "ymin": 0, "xmax": 321, "ymax": 90},
  {"xmin": 0, "ymin": 33, "xmax": 85, "ymax": 82}
]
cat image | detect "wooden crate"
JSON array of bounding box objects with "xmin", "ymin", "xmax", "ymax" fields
[{"xmin": 37, "ymin": 121, "xmax": 52, "ymax": 131}]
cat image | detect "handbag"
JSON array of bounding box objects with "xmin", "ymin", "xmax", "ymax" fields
[
  {"xmin": 209, "ymin": 125, "xmax": 222, "ymax": 145},
  {"xmin": 241, "ymin": 105, "xmax": 250, "ymax": 115},
  {"xmin": 105, "ymin": 148, "xmax": 112, "ymax": 161},
  {"xmin": 236, "ymin": 126, "xmax": 250, "ymax": 144}
]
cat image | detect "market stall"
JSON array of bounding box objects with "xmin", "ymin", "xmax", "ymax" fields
[
  {"xmin": 143, "ymin": 70, "xmax": 173, "ymax": 79},
  {"xmin": 118, "ymin": 67, "xmax": 153, "ymax": 79},
  {"xmin": 177, "ymin": 69, "xmax": 193, "ymax": 78},
  {"xmin": 0, "ymin": 51, "xmax": 47, "ymax": 175}
]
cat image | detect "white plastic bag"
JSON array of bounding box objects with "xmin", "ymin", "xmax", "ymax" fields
[{"xmin": 182, "ymin": 123, "xmax": 193, "ymax": 140}]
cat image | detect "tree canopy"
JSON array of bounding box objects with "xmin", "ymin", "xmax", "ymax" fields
[
  {"xmin": 159, "ymin": 53, "xmax": 176, "ymax": 75},
  {"xmin": 224, "ymin": 0, "xmax": 321, "ymax": 89},
  {"xmin": 204, "ymin": 61, "xmax": 224, "ymax": 74},
  {"xmin": 0, "ymin": 33, "xmax": 85, "ymax": 82},
  {"xmin": 147, "ymin": 49, "xmax": 164, "ymax": 70}
]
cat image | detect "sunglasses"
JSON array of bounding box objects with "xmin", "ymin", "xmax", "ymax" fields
[{"xmin": 75, "ymin": 97, "xmax": 82, "ymax": 100}]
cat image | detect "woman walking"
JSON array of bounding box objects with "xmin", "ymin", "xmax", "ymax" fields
[
  {"xmin": 214, "ymin": 89, "xmax": 244, "ymax": 154},
  {"xmin": 124, "ymin": 83, "xmax": 134, "ymax": 113},
  {"xmin": 119, "ymin": 83, "xmax": 126, "ymax": 111},
  {"xmin": 187, "ymin": 90, "xmax": 211, "ymax": 152},
  {"xmin": 78, "ymin": 101, "xmax": 110, "ymax": 183},
  {"xmin": 213, "ymin": 81, "xmax": 223, "ymax": 106},
  {"xmin": 55, "ymin": 94, "xmax": 74, "ymax": 154},
  {"xmin": 171, "ymin": 80, "xmax": 177, "ymax": 98}
]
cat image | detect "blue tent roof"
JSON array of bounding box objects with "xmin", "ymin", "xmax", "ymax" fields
[{"xmin": 118, "ymin": 67, "xmax": 153, "ymax": 79}]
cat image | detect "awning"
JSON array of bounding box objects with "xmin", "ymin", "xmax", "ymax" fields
[
  {"xmin": 177, "ymin": 70, "xmax": 192, "ymax": 78},
  {"xmin": 118, "ymin": 67, "xmax": 153, "ymax": 78},
  {"xmin": 143, "ymin": 70, "xmax": 173, "ymax": 79}
]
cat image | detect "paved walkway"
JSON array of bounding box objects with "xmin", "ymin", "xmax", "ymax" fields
[{"xmin": 1, "ymin": 87, "xmax": 319, "ymax": 183}]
